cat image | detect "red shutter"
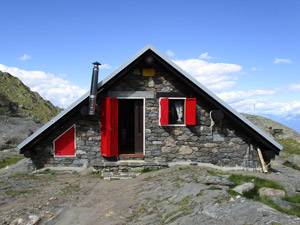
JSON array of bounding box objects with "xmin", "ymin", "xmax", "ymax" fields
[
  {"xmin": 100, "ymin": 98, "xmax": 118, "ymax": 157},
  {"xmin": 160, "ymin": 98, "xmax": 169, "ymax": 125},
  {"xmin": 185, "ymin": 98, "xmax": 196, "ymax": 125},
  {"xmin": 54, "ymin": 125, "xmax": 75, "ymax": 156}
]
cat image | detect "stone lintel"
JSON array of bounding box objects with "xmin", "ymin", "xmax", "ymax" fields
[{"xmin": 108, "ymin": 91, "xmax": 154, "ymax": 98}]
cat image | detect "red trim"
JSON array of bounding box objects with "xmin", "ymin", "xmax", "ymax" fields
[
  {"xmin": 160, "ymin": 98, "xmax": 169, "ymax": 125},
  {"xmin": 185, "ymin": 98, "xmax": 196, "ymax": 125}
]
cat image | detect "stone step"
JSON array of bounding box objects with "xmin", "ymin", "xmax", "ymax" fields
[{"xmin": 102, "ymin": 171, "xmax": 141, "ymax": 180}]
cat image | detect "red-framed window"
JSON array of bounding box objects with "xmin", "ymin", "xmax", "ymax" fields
[
  {"xmin": 159, "ymin": 98, "xmax": 196, "ymax": 126},
  {"xmin": 53, "ymin": 125, "xmax": 76, "ymax": 157}
]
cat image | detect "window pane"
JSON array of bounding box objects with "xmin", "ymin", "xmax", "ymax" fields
[{"xmin": 169, "ymin": 99, "xmax": 184, "ymax": 124}]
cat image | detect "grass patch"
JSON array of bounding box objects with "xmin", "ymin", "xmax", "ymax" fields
[
  {"xmin": 35, "ymin": 169, "xmax": 56, "ymax": 176},
  {"xmin": 155, "ymin": 197, "xmax": 169, "ymax": 203},
  {"xmin": 60, "ymin": 184, "xmax": 80, "ymax": 194},
  {"xmin": 276, "ymin": 139, "xmax": 300, "ymax": 157},
  {"xmin": 0, "ymin": 157, "xmax": 23, "ymax": 169},
  {"xmin": 5, "ymin": 189, "xmax": 30, "ymax": 196},
  {"xmin": 207, "ymin": 170, "xmax": 230, "ymax": 176},
  {"xmin": 160, "ymin": 205, "xmax": 191, "ymax": 224},
  {"xmin": 260, "ymin": 198, "xmax": 300, "ymax": 218},
  {"xmin": 141, "ymin": 167, "xmax": 161, "ymax": 174},
  {"xmin": 283, "ymin": 161, "xmax": 300, "ymax": 171},
  {"xmin": 177, "ymin": 196, "xmax": 191, "ymax": 207},
  {"xmin": 208, "ymin": 186, "xmax": 222, "ymax": 191},
  {"xmin": 91, "ymin": 171, "xmax": 103, "ymax": 179},
  {"xmin": 227, "ymin": 174, "xmax": 300, "ymax": 218},
  {"xmin": 178, "ymin": 167, "xmax": 191, "ymax": 171},
  {"xmin": 196, "ymin": 191, "xmax": 205, "ymax": 197},
  {"xmin": 228, "ymin": 174, "xmax": 284, "ymax": 199},
  {"xmin": 283, "ymin": 194, "xmax": 300, "ymax": 204}
]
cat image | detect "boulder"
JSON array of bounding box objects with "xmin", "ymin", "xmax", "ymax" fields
[
  {"xmin": 205, "ymin": 176, "xmax": 234, "ymax": 186},
  {"xmin": 233, "ymin": 182, "xmax": 255, "ymax": 195},
  {"xmin": 258, "ymin": 187, "xmax": 285, "ymax": 198}
]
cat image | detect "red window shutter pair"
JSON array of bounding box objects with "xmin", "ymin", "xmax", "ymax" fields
[
  {"xmin": 54, "ymin": 125, "xmax": 76, "ymax": 156},
  {"xmin": 160, "ymin": 98, "xmax": 196, "ymax": 125},
  {"xmin": 101, "ymin": 98, "xmax": 118, "ymax": 157}
]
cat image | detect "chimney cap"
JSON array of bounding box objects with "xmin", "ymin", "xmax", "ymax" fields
[{"xmin": 93, "ymin": 62, "xmax": 101, "ymax": 66}]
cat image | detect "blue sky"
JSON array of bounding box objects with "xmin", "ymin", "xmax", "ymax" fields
[{"xmin": 1, "ymin": 0, "xmax": 300, "ymax": 132}]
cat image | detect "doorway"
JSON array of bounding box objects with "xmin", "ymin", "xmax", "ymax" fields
[{"xmin": 118, "ymin": 99, "xmax": 144, "ymax": 155}]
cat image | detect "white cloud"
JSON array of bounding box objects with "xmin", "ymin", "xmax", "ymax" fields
[
  {"xmin": 166, "ymin": 50, "xmax": 175, "ymax": 57},
  {"xmin": 288, "ymin": 83, "xmax": 300, "ymax": 91},
  {"xmin": 218, "ymin": 90, "xmax": 277, "ymax": 102},
  {"xmin": 229, "ymin": 98, "xmax": 300, "ymax": 117},
  {"xmin": 273, "ymin": 58, "xmax": 292, "ymax": 64},
  {"xmin": 199, "ymin": 52, "xmax": 214, "ymax": 59},
  {"xmin": 251, "ymin": 67, "xmax": 264, "ymax": 71},
  {"xmin": 0, "ymin": 64, "xmax": 87, "ymax": 109},
  {"xmin": 18, "ymin": 54, "xmax": 31, "ymax": 61},
  {"xmin": 100, "ymin": 64, "xmax": 112, "ymax": 69},
  {"xmin": 173, "ymin": 59, "xmax": 242, "ymax": 91}
]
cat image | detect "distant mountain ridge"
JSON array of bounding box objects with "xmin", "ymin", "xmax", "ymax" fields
[{"xmin": 0, "ymin": 71, "xmax": 61, "ymax": 123}]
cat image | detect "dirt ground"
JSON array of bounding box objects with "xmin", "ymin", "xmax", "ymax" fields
[
  {"xmin": 0, "ymin": 160, "xmax": 141, "ymax": 225},
  {"xmin": 1, "ymin": 159, "xmax": 300, "ymax": 225}
]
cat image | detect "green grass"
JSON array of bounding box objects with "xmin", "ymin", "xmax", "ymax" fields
[
  {"xmin": 207, "ymin": 170, "xmax": 230, "ymax": 176},
  {"xmin": 276, "ymin": 139, "xmax": 300, "ymax": 157},
  {"xmin": 260, "ymin": 198, "xmax": 300, "ymax": 218},
  {"xmin": 155, "ymin": 197, "xmax": 169, "ymax": 204},
  {"xmin": 91, "ymin": 171, "xmax": 103, "ymax": 179},
  {"xmin": 160, "ymin": 196, "xmax": 192, "ymax": 224},
  {"xmin": 227, "ymin": 174, "xmax": 300, "ymax": 218},
  {"xmin": 35, "ymin": 169, "xmax": 56, "ymax": 175},
  {"xmin": 178, "ymin": 167, "xmax": 191, "ymax": 171},
  {"xmin": 60, "ymin": 184, "xmax": 80, "ymax": 194},
  {"xmin": 283, "ymin": 194, "xmax": 300, "ymax": 204},
  {"xmin": 208, "ymin": 186, "xmax": 222, "ymax": 191},
  {"xmin": 0, "ymin": 157, "xmax": 23, "ymax": 169},
  {"xmin": 141, "ymin": 167, "xmax": 161, "ymax": 174},
  {"xmin": 5, "ymin": 189, "xmax": 30, "ymax": 196},
  {"xmin": 283, "ymin": 161, "xmax": 300, "ymax": 171},
  {"xmin": 177, "ymin": 196, "xmax": 191, "ymax": 206},
  {"xmin": 196, "ymin": 191, "xmax": 205, "ymax": 197},
  {"xmin": 228, "ymin": 174, "xmax": 285, "ymax": 199}
]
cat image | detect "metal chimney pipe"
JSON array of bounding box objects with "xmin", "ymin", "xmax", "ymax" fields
[{"xmin": 88, "ymin": 62, "xmax": 101, "ymax": 115}]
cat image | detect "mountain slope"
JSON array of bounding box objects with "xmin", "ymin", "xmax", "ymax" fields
[
  {"xmin": 0, "ymin": 71, "xmax": 61, "ymax": 123},
  {"xmin": 242, "ymin": 113, "xmax": 300, "ymax": 143}
]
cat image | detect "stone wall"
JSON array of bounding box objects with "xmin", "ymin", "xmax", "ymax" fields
[{"xmin": 27, "ymin": 64, "xmax": 260, "ymax": 171}]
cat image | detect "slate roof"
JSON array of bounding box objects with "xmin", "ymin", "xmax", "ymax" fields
[{"xmin": 18, "ymin": 44, "xmax": 283, "ymax": 153}]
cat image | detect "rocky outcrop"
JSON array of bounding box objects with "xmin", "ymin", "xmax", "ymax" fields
[
  {"xmin": 0, "ymin": 116, "xmax": 42, "ymax": 149},
  {"xmin": 0, "ymin": 71, "xmax": 61, "ymax": 123},
  {"xmin": 242, "ymin": 113, "xmax": 300, "ymax": 143}
]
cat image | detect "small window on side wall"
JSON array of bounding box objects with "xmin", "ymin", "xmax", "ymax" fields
[
  {"xmin": 53, "ymin": 125, "xmax": 76, "ymax": 157},
  {"xmin": 160, "ymin": 98, "xmax": 196, "ymax": 126}
]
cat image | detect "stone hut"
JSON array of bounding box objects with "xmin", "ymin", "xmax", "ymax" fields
[{"xmin": 18, "ymin": 45, "xmax": 282, "ymax": 171}]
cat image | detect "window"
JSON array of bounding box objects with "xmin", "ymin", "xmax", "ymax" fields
[
  {"xmin": 53, "ymin": 125, "xmax": 76, "ymax": 157},
  {"xmin": 159, "ymin": 98, "xmax": 196, "ymax": 126}
]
